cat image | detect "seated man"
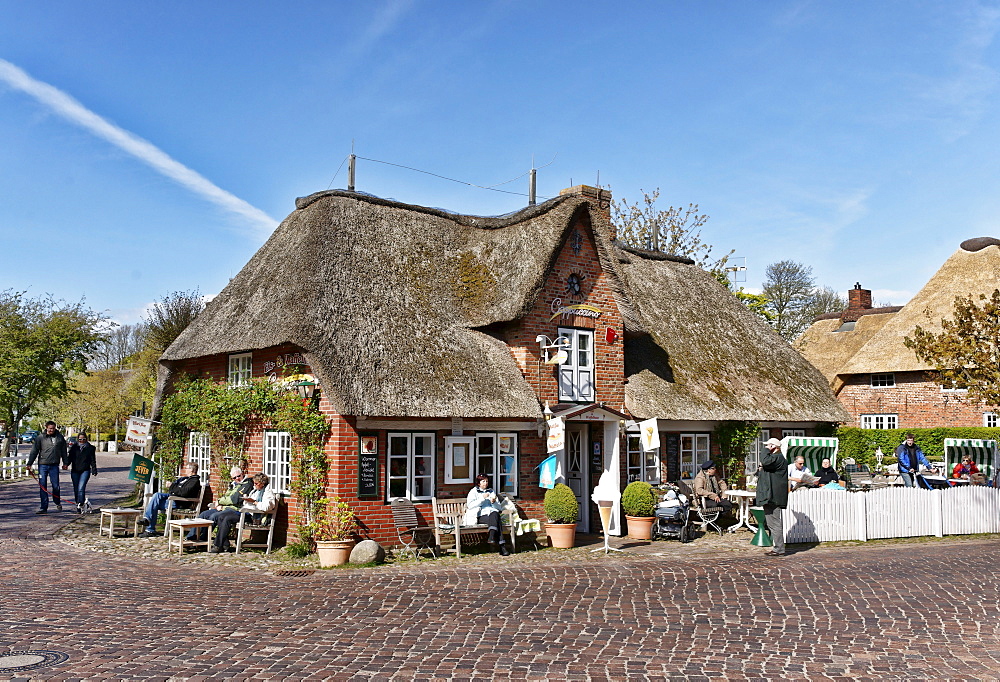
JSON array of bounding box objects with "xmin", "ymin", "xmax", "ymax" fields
[
  {"xmin": 787, "ymin": 456, "xmax": 816, "ymax": 490},
  {"xmin": 140, "ymin": 462, "xmax": 201, "ymax": 537},
  {"xmin": 186, "ymin": 466, "xmax": 253, "ymax": 543},
  {"xmin": 693, "ymin": 460, "xmax": 734, "ymax": 514},
  {"xmin": 815, "ymin": 458, "xmax": 846, "ymax": 486},
  {"xmin": 210, "ymin": 473, "xmax": 277, "ymax": 553}
]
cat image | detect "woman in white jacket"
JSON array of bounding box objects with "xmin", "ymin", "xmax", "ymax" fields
[{"xmin": 465, "ymin": 474, "xmax": 510, "ymax": 556}]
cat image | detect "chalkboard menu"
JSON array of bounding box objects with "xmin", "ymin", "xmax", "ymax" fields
[
  {"xmin": 665, "ymin": 433, "xmax": 680, "ymax": 482},
  {"xmin": 358, "ymin": 433, "xmax": 379, "ymax": 498}
]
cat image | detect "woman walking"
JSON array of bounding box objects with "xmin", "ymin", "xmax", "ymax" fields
[{"xmin": 66, "ymin": 433, "xmax": 98, "ymax": 513}]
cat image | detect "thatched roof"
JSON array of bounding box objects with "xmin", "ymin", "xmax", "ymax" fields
[
  {"xmin": 840, "ymin": 241, "xmax": 1000, "ymax": 375},
  {"xmin": 795, "ymin": 311, "xmax": 898, "ymax": 385},
  {"xmin": 618, "ymin": 244, "xmax": 849, "ymax": 422},
  {"xmin": 156, "ymin": 190, "xmax": 847, "ymax": 423}
]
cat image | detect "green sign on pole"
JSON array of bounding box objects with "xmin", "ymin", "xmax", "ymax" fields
[{"xmin": 129, "ymin": 453, "xmax": 155, "ymax": 484}]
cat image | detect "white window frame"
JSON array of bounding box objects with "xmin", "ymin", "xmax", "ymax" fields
[
  {"xmin": 680, "ymin": 433, "xmax": 710, "ymax": 479},
  {"xmin": 187, "ymin": 431, "xmax": 211, "ymax": 483},
  {"xmin": 557, "ymin": 327, "xmax": 595, "ymax": 402},
  {"xmin": 984, "ymin": 413, "xmax": 998, "ymax": 428},
  {"xmin": 940, "ymin": 379, "xmax": 969, "ymax": 393},
  {"xmin": 228, "ymin": 352, "xmax": 252, "ymax": 388},
  {"xmin": 387, "ymin": 432, "xmax": 435, "ymax": 501},
  {"xmin": 782, "ymin": 429, "xmax": 805, "ymax": 438},
  {"xmin": 474, "ymin": 432, "xmax": 519, "ymax": 496},
  {"xmin": 263, "ymin": 430, "xmax": 291, "ymax": 494},
  {"xmin": 870, "ymin": 373, "xmax": 895, "ymax": 388},
  {"xmin": 746, "ymin": 429, "xmax": 770, "ymax": 477},
  {"xmin": 444, "ymin": 436, "xmax": 474, "ymax": 485},
  {"xmin": 626, "ymin": 434, "xmax": 660, "ymax": 484},
  {"xmin": 860, "ymin": 414, "xmax": 898, "ymax": 430}
]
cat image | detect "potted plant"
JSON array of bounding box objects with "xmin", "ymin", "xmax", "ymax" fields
[
  {"xmin": 312, "ymin": 497, "xmax": 357, "ymax": 567},
  {"xmin": 622, "ymin": 481, "xmax": 657, "ymax": 540},
  {"xmin": 543, "ymin": 483, "xmax": 579, "ymax": 548}
]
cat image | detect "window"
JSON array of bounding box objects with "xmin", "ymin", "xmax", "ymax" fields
[
  {"xmin": 860, "ymin": 414, "xmax": 898, "ymax": 430},
  {"xmin": 228, "ymin": 352, "xmax": 252, "ymax": 387},
  {"xmin": 476, "ymin": 433, "xmax": 518, "ymax": 495},
  {"xmin": 558, "ymin": 328, "xmax": 595, "ymax": 401},
  {"xmin": 746, "ymin": 429, "xmax": 770, "ymax": 477},
  {"xmin": 870, "ymin": 373, "xmax": 895, "ymax": 387},
  {"xmin": 263, "ymin": 430, "xmax": 291, "ymax": 493},
  {"xmin": 187, "ymin": 432, "xmax": 211, "ymax": 483},
  {"xmin": 782, "ymin": 429, "xmax": 805, "ymax": 438},
  {"xmin": 680, "ymin": 433, "xmax": 710, "ymax": 479},
  {"xmin": 387, "ymin": 433, "xmax": 434, "ymax": 501},
  {"xmin": 941, "ymin": 378, "xmax": 968, "ymax": 393},
  {"xmin": 626, "ymin": 434, "xmax": 660, "ymax": 484},
  {"xmin": 985, "ymin": 413, "xmax": 998, "ymax": 428}
]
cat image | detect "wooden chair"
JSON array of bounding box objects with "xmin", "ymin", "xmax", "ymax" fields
[
  {"xmin": 235, "ymin": 494, "xmax": 282, "ymax": 554},
  {"xmin": 165, "ymin": 482, "xmax": 210, "ymax": 524},
  {"xmin": 390, "ymin": 498, "xmax": 436, "ymax": 560}
]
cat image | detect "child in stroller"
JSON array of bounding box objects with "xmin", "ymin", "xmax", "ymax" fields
[{"xmin": 653, "ymin": 488, "xmax": 692, "ymax": 542}]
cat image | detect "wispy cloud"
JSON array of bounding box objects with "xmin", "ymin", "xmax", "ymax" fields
[{"xmin": 0, "ymin": 58, "xmax": 278, "ymax": 239}]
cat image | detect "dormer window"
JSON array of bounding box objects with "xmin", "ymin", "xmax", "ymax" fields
[
  {"xmin": 870, "ymin": 373, "xmax": 895, "ymax": 388},
  {"xmin": 228, "ymin": 352, "xmax": 252, "ymax": 387}
]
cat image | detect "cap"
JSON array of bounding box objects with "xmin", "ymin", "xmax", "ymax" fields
[
  {"xmin": 763, "ymin": 438, "xmax": 782, "ymax": 448},
  {"xmin": 701, "ymin": 460, "xmax": 715, "ymax": 470}
]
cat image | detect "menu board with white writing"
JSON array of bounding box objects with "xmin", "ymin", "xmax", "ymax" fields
[{"xmin": 358, "ymin": 434, "xmax": 379, "ymax": 498}]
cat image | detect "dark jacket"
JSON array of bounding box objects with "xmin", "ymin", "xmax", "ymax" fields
[
  {"xmin": 815, "ymin": 466, "xmax": 840, "ymax": 485},
  {"xmin": 167, "ymin": 475, "xmax": 202, "ymax": 508},
  {"xmin": 67, "ymin": 443, "xmax": 98, "ymax": 474},
  {"xmin": 756, "ymin": 447, "xmax": 789, "ymax": 508},
  {"xmin": 27, "ymin": 431, "xmax": 68, "ymax": 467}
]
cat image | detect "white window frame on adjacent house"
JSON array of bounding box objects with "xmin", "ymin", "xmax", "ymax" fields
[
  {"xmin": 387, "ymin": 432, "xmax": 435, "ymax": 501},
  {"xmin": 557, "ymin": 327, "xmax": 595, "ymax": 402},
  {"xmin": 860, "ymin": 414, "xmax": 898, "ymax": 430},
  {"xmin": 187, "ymin": 431, "xmax": 211, "ymax": 483},
  {"xmin": 940, "ymin": 379, "xmax": 969, "ymax": 393},
  {"xmin": 746, "ymin": 429, "xmax": 771, "ymax": 477},
  {"xmin": 474, "ymin": 432, "xmax": 519, "ymax": 496},
  {"xmin": 263, "ymin": 430, "xmax": 291, "ymax": 494},
  {"xmin": 984, "ymin": 413, "xmax": 998, "ymax": 428},
  {"xmin": 626, "ymin": 434, "xmax": 660, "ymax": 484},
  {"xmin": 870, "ymin": 373, "xmax": 895, "ymax": 388},
  {"xmin": 228, "ymin": 352, "xmax": 252, "ymax": 387},
  {"xmin": 680, "ymin": 433, "xmax": 710, "ymax": 479},
  {"xmin": 782, "ymin": 429, "xmax": 805, "ymax": 438}
]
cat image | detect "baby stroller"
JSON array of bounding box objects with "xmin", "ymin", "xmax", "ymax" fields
[{"xmin": 652, "ymin": 489, "xmax": 692, "ymax": 543}]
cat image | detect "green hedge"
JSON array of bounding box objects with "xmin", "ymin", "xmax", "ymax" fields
[{"xmin": 837, "ymin": 426, "xmax": 1000, "ymax": 468}]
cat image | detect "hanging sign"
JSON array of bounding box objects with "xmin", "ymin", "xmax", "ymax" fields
[
  {"xmin": 639, "ymin": 418, "xmax": 660, "ymax": 452},
  {"xmin": 358, "ymin": 434, "xmax": 379, "ymax": 498},
  {"xmin": 546, "ymin": 416, "xmax": 565, "ymax": 454},
  {"xmin": 125, "ymin": 417, "xmax": 152, "ymax": 447},
  {"xmin": 128, "ymin": 453, "xmax": 155, "ymax": 484}
]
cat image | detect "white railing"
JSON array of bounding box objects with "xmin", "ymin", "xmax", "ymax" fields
[
  {"xmin": 0, "ymin": 454, "xmax": 29, "ymax": 480},
  {"xmin": 783, "ymin": 486, "xmax": 1000, "ymax": 543}
]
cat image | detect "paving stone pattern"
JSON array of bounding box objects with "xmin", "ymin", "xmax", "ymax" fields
[{"xmin": 2, "ymin": 456, "xmax": 1000, "ymax": 679}]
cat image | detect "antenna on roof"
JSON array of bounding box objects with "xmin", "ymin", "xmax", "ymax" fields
[
  {"xmin": 529, "ymin": 155, "xmax": 537, "ymax": 206},
  {"xmin": 724, "ymin": 256, "xmax": 747, "ymax": 286},
  {"xmin": 348, "ymin": 140, "xmax": 356, "ymax": 192}
]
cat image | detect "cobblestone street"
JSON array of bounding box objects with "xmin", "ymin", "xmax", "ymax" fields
[{"xmin": 2, "ymin": 455, "xmax": 1000, "ymax": 680}]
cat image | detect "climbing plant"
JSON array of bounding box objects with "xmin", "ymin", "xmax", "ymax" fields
[
  {"xmin": 273, "ymin": 390, "xmax": 330, "ymax": 548},
  {"xmin": 713, "ymin": 420, "xmax": 760, "ymax": 486}
]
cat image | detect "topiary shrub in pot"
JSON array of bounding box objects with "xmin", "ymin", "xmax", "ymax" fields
[
  {"xmin": 543, "ymin": 483, "xmax": 579, "ymax": 548},
  {"xmin": 622, "ymin": 480, "xmax": 657, "ymax": 540}
]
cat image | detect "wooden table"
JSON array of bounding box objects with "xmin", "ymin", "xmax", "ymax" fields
[
  {"xmin": 166, "ymin": 518, "xmax": 214, "ymax": 554},
  {"xmin": 99, "ymin": 508, "xmax": 143, "ymax": 538},
  {"xmin": 724, "ymin": 490, "xmax": 757, "ymax": 533}
]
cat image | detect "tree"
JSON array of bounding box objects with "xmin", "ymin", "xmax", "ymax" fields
[
  {"xmin": 712, "ymin": 271, "xmax": 776, "ymax": 322},
  {"xmin": 144, "ymin": 289, "xmax": 205, "ymax": 353},
  {"xmin": 613, "ymin": 188, "xmax": 733, "ymax": 272},
  {"xmin": 762, "ymin": 261, "xmax": 845, "ymax": 341},
  {"xmin": 0, "ymin": 291, "xmax": 106, "ymax": 439},
  {"xmin": 903, "ymin": 289, "xmax": 1000, "ymax": 405},
  {"xmin": 89, "ymin": 322, "xmax": 147, "ymax": 370}
]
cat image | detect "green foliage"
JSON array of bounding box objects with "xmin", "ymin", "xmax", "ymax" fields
[
  {"xmin": 621, "ymin": 481, "xmax": 656, "ymax": 517},
  {"xmin": 904, "ymin": 290, "xmax": 1000, "ymax": 405},
  {"xmin": 713, "ymin": 271, "xmax": 776, "ymax": 322},
  {"xmin": 282, "ymin": 541, "xmax": 311, "ymax": 559},
  {"xmin": 543, "ymin": 483, "xmax": 579, "ymax": 523},
  {"xmin": 713, "ymin": 421, "xmax": 760, "ymax": 485},
  {"xmin": 836, "ymin": 426, "xmax": 1000, "ymax": 470},
  {"xmin": 309, "ymin": 497, "xmax": 357, "ymax": 542}
]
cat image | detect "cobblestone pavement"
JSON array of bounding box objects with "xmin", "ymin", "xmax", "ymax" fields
[{"xmin": 3, "ymin": 459, "xmax": 1000, "ymax": 680}]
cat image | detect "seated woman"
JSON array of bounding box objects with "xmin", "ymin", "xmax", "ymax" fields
[
  {"xmin": 952, "ymin": 456, "xmax": 986, "ymax": 484},
  {"xmin": 464, "ymin": 474, "xmax": 510, "ymax": 556},
  {"xmin": 815, "ymin": 458, "xmax": 845, "ymax": 487}
]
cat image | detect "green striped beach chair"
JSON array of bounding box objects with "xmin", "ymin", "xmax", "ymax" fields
[{"xmin": 943, "ymin": 438, "xmax": 998, "ymax": 483}]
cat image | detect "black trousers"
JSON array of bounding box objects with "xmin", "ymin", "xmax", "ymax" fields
[
  {"xmin": 704, "ymin": 498, "xmax": 734, "ymax": 514},
  {"xmin": 481, "ymin": 511, "xmax": 506, "ymax": 546}
]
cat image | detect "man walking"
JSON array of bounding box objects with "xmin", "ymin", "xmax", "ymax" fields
[
  {"xmin": 26, "ymin": 421, "xmax": 69, "ymax": 514},
  {"xmin": 757, "ymin": 437, "xmax": 789, "ymax": 556}
]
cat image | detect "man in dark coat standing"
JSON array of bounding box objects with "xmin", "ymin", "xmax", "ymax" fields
[
  {"xmin": 756, "ymin": 437, "xmax": 789, "ymax": 556},
  {"xmin": 27, "ymin": 421, "xmax": 68, "ymax": 514}
]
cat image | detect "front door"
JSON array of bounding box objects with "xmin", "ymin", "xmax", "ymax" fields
[{"xmin": 565, "ymin": 424, "xmax": 589, "ymax": 532}]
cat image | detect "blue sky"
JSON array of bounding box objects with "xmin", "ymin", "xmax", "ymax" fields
[{"xmin": 2, "ymin": 1, "xmax": 1000, "ymax": 323}]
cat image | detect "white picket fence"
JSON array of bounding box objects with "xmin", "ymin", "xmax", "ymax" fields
[
  {"xmin": 783, "ymin": 486, "xmax": 1000, "ymax": 543},
  {"xmin": 0, "ymin": 454, "xmax": 30, "ymax": 480}
]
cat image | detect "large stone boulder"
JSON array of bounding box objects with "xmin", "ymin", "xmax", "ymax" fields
[{"xmin": 350, "ymin": 539, "xmax": 385, "ymax": 564}]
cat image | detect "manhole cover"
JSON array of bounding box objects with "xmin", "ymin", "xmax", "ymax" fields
[
  {"xmin": 0, "ymin": 650, "xmax": 69, "ymax": 672},
  {"xmin": 274, "ymin": 569, "xmax": 316, "ymax": 577}
]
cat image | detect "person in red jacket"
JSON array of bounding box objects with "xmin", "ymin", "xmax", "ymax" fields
[{"xmin": 952, "ymin": 456, "xmax": 985, "ymax": 484}]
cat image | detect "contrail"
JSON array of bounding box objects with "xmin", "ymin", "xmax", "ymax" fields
[{"xmin": 0, "ymin": 59, "xmax": 278, "ymax": 239}]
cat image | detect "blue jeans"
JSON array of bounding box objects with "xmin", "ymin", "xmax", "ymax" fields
[
  {"xmin": 187, "ymin": 508, "xmax": 225, "ymax": 541},
  {"xmin": 900, "ymin": 470, "xmax": 916, "ymax": 488},
  {"xmin": 37, "ymin": 464, "xmax": 62, "ymax": 510},
  {"xmin": 143, "ymin": 492, "xmax": 171, "ymax": 531},
  {"xmin": 71, "ymin": 470, "xmax": 91, "ymax": 505}
]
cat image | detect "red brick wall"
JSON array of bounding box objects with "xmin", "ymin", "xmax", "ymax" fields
[{"xmin": 838, "ymin": 371, "xmax": 997, "ymax": 428}]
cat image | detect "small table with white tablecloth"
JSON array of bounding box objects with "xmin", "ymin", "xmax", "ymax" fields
[{"xmin": 724, "ymin": 490, "xmax": 757, "ymax": 533}]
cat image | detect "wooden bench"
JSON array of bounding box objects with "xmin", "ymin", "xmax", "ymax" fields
[{"xmin": 432, "ymin": 497, "xmax": 517, "ymax": 559}]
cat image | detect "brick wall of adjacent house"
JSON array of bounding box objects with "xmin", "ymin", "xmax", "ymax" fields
[{"xmin": 838, "ymin": 371, "xmax": 997, "ymax": 428}]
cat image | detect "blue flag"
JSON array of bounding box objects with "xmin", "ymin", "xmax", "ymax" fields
[{"xmin": 538, "ymin": 455, "xmax": 557, "ymax": 489}]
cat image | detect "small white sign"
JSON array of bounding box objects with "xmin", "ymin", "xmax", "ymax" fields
[
  {"xmin": 639, "ymin": 417, "xmax": 660, "ymax": 452},
  {"xmin": 547, "ymin": 416, "xmax": 565, "ymax": 454},
  {"xmin": 451, "ymin": 417, "xmax": 463, "ymax": 436},
  {"xmin": 125, "ymin": 417, "xmax": 152, "ymax": 447}
]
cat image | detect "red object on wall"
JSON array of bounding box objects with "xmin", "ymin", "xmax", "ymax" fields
[{"xmin": 605, "ymin": 327, "xmax": 618, "ymax": 344}]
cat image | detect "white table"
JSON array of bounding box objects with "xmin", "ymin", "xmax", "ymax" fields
[{"xmin": 724, "ymin": 490, "xmax": 757, "ymax": 533}]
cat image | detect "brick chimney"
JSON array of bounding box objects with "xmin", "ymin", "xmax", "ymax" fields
[
  {"xmin": 560, "ymin": 185, "xmax": 613, "ymax": 234},
  {"xmin": 847, "ymin": 282, "xmax": 872, "ymax": 311}
]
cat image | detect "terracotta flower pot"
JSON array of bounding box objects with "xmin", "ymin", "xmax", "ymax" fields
[
  {"xmin": 316, "ymin": 539, "xmax": 355, "ymax": 567},
  {"xmin": 626, "ymin": 515, "xmax": 655, "ymax": 540},
  {"xmin": 544, "ymin": 522, "xmax": 577, "ymax": 548}
]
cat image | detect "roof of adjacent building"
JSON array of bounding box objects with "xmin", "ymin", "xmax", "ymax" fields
[{"xmin": 156, "ymin": 190, "xmax": 847, "ymax": 423}]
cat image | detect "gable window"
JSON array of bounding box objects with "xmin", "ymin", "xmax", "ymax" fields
[
  {"xmin": 263, "ymin": 431, "xmax": 291, "ymax": 493},
  {"xmin": 985, "ymin": 413, "xmax": 998, "ymax": 428},
  {"xmin": 941, "ymin": 378, "xmax": 968, "ymax": 393},
  {"xmin": 860, "ymin": 414, "xmax": 898, "ymax": 430},
  {"xmin": 870, "ymin": 373, "xmax": 895, "ymax": 388},
  {"xmin": 626, "ymin": 434, "xmax": 660, "ymax": 484},
  {"xmin": 187, "ymin": 432, "xmax": 211, "ymax": 483},
  {"xmin": 680, "ymin": 433, "xmax": 710, "ymax": 479},
  {"xmin": 558, "ymin": 327, "xmax": 595, "ymax": 402},
  {"xmin": 228, "ymin": 352, "xmax": 252, "ymax": 387},
  {"xmin": 388, "ymin": 433, "xmax": 434, "ymax": 501}
]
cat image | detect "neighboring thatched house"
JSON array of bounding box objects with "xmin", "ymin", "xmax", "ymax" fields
[
  {"xmin": 796, "ymin": 238, "xmax": 1000, "ymax": 431},
  {"xmin": 155, "ymin": 185, "xmax": 846, "ymax": 544}
]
